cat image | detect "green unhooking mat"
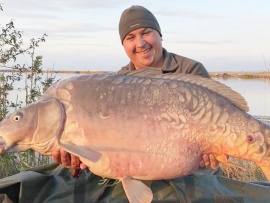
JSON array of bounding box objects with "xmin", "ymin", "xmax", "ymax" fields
[{"xmin": 0, "ymin": 163, "xmax": 270, "ymax": 203}]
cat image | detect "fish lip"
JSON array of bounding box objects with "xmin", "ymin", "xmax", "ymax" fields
[
  {"xmin": 0, "ymin": 136, "xmax": 7, "ymax": 154},
  {"xmin": 0, "ymin": 136, "xmax": 18, "ymax": 153}
]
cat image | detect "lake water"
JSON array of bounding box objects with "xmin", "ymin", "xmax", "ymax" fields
[
  {"xmin": 59, "ymin": 74, "xmax": 270, "ymax": 116},
  {"xmin": 214, "ymin": 77, "xmax": 270, "ymax": 116},
  {"xmin": 3, "ymin": 72, "xmax": 270, "ymax": 117}
]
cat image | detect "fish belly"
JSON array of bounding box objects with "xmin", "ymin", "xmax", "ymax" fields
[
  {"xmin": 80, "ymin": 138, "xmax": 202, "ymax": 180},
  {"xmin": 55, "ymin": 74, "xmax": 211, "ymax": 180}
]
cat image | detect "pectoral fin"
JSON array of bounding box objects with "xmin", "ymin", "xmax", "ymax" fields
[
  {"xmin": 59, "ymin": 140, "xmax": 102, "ymax": 162},
  {"xmin": 121, "ymin": 176, "xmax": 153, "ymax": 203}
]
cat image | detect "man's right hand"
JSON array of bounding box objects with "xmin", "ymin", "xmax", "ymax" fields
[{"xmin": 52, "ymin": 149, "xmax": 87, "ymax": 178}]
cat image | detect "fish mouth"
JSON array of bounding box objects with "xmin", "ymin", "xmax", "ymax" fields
[
  {"xmin": 0, "ymin": 136, "xmax": 17, "ymax": 153},
  {"xmin": 0, "ymin": 136, "xmax": 7, "ymax": 154}
]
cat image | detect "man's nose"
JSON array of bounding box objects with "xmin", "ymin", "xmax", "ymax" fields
[{"xmin": 136, "ymin": 35, "xmax": 146, "ymax": 48}]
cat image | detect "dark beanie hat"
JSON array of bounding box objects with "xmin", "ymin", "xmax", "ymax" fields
[{"xmin": 119, "ymin": 5, "xmax": 162, "ymax": 43}]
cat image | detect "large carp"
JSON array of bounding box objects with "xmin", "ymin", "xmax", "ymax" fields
[{"xmin": 0, "ymin": 68, "xmax": 270, "ymax": 203}]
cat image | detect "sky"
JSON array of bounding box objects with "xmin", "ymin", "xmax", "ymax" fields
[{"xmin": 1, "ymin": 0, "xmax": 270, "ymax": 72}]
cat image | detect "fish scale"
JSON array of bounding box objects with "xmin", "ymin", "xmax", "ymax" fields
[{"xmin": 0, "ymin": 70, "xmax": 270, "ymax": 203}]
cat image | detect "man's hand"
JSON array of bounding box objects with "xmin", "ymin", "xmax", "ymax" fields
[
  {"xmin": 200, "ymin": 154, "xmax": 219, "ymax": 170},
  {"xmin": 52, "ymin": 149, "xmax": 87, "ymax": 178}
]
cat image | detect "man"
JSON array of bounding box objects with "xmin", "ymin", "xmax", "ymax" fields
[
  {"xmin": 117, "ymin": 5, "xmax": 209, "ymax": 77},
  {"xmin": 1, "ymin": 5, "xmax": 270, "ymax": 203},
  {"xmin": 52, "ymin": 5, "xmax": 220, "ymax": 180}
]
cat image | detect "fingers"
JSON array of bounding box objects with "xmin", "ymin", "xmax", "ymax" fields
[
  {"xmin": 209, "ymin": 154, "xmax": 218, "ymax": 170},
  {"xmin": 71, "ymin": 168, "xmax": 82, "ymax": 179},
  {"xmin": 51, "ymin": 149, "xmax": 86, "ymax": 178},
  {"xmin": 51, "ymin": 149, "xmax": 81, "ymax": 169},
  {"xmin": 71, "ymin": 158, "xmax": 87, "ymax": 178},
  {"xmin": 60, "ymin": 149, "xmax": 72, "ymax": 168},
  {"xmin": 70, "ymin": 153, "xmax": 81, "ymax": 169},
  {"xmin": 52, "ymin": 150, "xmax": 61, "ymax": 164},
  {"xmin": 200, "ymin": 154, "xmax": 209, "ymax": 168},
  {"xmin": 200, "ymin": 154, "xmax": 219, "ymax": 170},
  {"xmin": 80, "ymin": 163, "xmax": 87, "ymax": 170}
]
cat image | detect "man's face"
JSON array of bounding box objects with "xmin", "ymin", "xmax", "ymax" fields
[{"xmin": 122, "ymin": 28, "xmax": 163, "ymax": 69}]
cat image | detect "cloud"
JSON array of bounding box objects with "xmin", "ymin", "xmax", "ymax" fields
[
  {"xmin": 4, "ymin": 11, "xmax": 60, "ymax": 21},
  {"xmin": 2, "ymin": 0, "xmax": 270, "ymax": 73},
  {"xmin": 46, "ymin": 22, "xmax": 112, "ymax": 33},
  {"xmin": 45, "ymin": 0, "xmax": 125, "ymax": 9},
  {"xmin": 155, "ymin": 7, "xmax": 224, "ymax": 19},
  {"xmin": 172, "ymin": 40, "xmax": 234, "ymax": 45}
]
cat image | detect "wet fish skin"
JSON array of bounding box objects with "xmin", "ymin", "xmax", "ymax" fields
[
  {"xmin": 0, "ymin": 72, "xmax": 270, "ymax": 203},
  {"xmin": 0, "ymin": 98, "xmax": 65, "ymax": 154}
]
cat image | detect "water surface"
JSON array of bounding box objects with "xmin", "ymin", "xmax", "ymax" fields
[
  {"xmin": 214, "ymin": 78, "xmax": 270, "ymax": 116},
  {"xmin": 3, "ymin": 72, "xmax": 270, "ymax": 117}
]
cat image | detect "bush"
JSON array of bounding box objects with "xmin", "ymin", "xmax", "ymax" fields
[{"xmin": 0, "ymin": 6, "xmax": 55, "ymax": 178}]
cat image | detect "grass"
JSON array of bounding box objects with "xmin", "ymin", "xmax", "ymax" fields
[
  {"xmin": 221, "ymin": 158, "xmax": 267, "ymax": 182},
  {"xmin": 0, "ymin": 56, "xmax": 56, "ymax": 178}
]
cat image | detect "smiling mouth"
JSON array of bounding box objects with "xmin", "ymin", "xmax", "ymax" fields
[{"xmin": 136, "ymin": 48, "xmax": 151, "ymax": 54}]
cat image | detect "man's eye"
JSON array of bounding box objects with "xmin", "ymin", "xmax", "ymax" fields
[
  {"xmin": 126, "ymin": 36, "xmax": 134, "ymax": 40},
  {"xmin": 143, "ymin": 31, "xmax": 151, "ymax": 36}
]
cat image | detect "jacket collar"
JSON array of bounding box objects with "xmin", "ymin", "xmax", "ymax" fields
[{"xmin": 126, "ymin": 48, "xmax": 179, "ymax": 73}]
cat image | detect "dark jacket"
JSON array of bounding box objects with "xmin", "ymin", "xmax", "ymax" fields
[{"xmin": 118, "ymin": 48, "xmax": 210, "ymax": 78}]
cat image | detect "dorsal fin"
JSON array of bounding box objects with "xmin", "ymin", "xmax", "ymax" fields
[{"xmin": 124, "ymin": 67, "xmax": 249, "ymax": 112}]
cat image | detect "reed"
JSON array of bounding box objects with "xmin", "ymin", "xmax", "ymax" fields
[
  {"xmin": 0, "ymin": 16, "xmax": 55, "ymax": 178},
  {"xmin": 0, "ymin": 60, "xmax": 56, "ymax": 178},
  {"xmin": 221, "ymin": 158, "xmax": 267, "ymax": 182}
]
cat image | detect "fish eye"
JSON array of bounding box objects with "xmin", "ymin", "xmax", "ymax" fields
[{"xmin": 13, "ymin": 112, "xmax": 23, "ymax": 121}]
